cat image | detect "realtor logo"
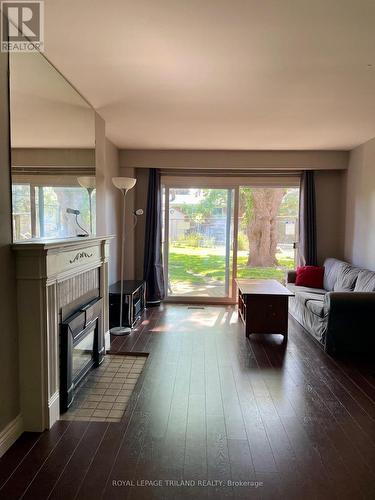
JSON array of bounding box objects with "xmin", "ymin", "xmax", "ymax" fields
[{"xmin": 1, "ymin": 1, "xmax": 44, "ymax": 52}]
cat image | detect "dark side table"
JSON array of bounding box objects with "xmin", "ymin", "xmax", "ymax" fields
[{"xmin": 109, "ymin": 280, "xmax": 146, "ymax": 329}]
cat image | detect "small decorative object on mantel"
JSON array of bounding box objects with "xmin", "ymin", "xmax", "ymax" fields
[{"xmin": 66, "ymin": 208, "xmax": 89, "ymax": 237}]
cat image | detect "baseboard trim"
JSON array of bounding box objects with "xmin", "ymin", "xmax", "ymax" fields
[
  {"xmin": 105, "ymin": 330, "xmax": 111, "ymax": 350},
  {"xmin": 48, "ymin": 391, "xmax": 60, "ymax": 429},
  {"xmin": 0, "ymin": 414, "xmax": 23, "ymax": 457}
]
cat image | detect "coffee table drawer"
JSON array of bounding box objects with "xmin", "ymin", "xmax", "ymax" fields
[{"xmin": 245, "ymin": 295, "xmax": 288, "ymax": 335}]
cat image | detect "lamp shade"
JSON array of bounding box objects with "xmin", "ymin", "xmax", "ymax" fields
[
  {"xmin": 77, "ymin": 176, "xmax": 96, "ymax": 189},
  {"xmin": 112, "ymin": 177, "xmax": 136, "ymax": 191}
]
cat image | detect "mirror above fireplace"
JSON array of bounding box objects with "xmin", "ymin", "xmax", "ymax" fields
[{"xmin": 9, "ymin": 51, "xmax": 96, "ymax": 241}]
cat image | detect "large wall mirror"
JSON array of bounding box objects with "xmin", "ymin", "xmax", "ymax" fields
[{"xmin": 10, "ymin": 51, "xmax": 96, "ymax": 241}]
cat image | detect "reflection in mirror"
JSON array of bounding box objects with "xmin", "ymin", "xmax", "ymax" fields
[{"xmin": 10, "ymin": 51, "xmax": 96, "ymax": 241}]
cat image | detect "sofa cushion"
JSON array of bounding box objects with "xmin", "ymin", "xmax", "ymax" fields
[
  {"xmin": 323, "ymin": 258, "xmax": 348, "ymax": 291},
  {"xmin": 334, "ymin": 264, "xmax": 361, "ymax": 291},
  {"xmin": 354, "ymin": 269, "xmax": 375, "ymax": 292},
  {"xmin": 286, "ymin": 283, "xmax": 327, "ymax": 296},
  {"xmin": 306, "ymin": 299, "xmax": 325, "ymax": 318},
  {"xmin": 296, "ymin": 266, "xmax": 325, "ymax": 289}
]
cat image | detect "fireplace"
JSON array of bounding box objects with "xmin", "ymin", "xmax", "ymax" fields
[
  {"xmin": 60, "ymin": 297, "xmax": 104, "ymax": 412},
  {"xmin": 14, "ymin": 236, "xmax": 112, "ymax": 431}
]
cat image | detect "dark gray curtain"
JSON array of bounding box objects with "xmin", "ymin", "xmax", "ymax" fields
[
  {"xmin": 143, "ymin": 168, "xmax": 165, "ymax": 305},
  {"xmin": 298, "ymin": 171, "xmax": 317, "ymax": 266}
]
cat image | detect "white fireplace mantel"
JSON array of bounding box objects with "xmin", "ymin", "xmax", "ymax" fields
[{"xmin": 13, "ymin": 235, "xmax": 113, "ymax": 432}]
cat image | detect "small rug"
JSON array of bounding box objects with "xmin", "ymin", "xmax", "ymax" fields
[{"xmin": 60, "ymin": 354, "xmax": 147, "ymax": 423}]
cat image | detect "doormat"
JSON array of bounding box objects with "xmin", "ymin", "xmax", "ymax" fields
[{"xmin": 60, "ymin": 354, "xmax": 147, "ymax": 423}]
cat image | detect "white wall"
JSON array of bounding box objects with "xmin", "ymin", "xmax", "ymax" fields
[
  {"xmin": 315, "ymin": 170, "xmax": 346, "ymax": 264},
  {"xmin": 118, "ymin": 167, "xmax": 135, "ymax": 280},
  {"xmin": 105, "ymin": 140, "xmax": 122, "ymax": 284},
  {"xmin": 344, "ymin": 137, "xmax": 375, "ymax": 270},
  {"xmin": 12, "ymin": 148, "xmax": 95, "ymax": 166},
  {"xmin": 0, "ymin": 37, "xmax": 21, "ymax": 446},
  {"xmin": 134, "ymin": 168, "xmax": 149, "ymax": 280},
  {"xmin": 95, "ymin": 113, "xmax": 106, "ymax": 236},
  {"xmin": 95, "ymin": 113, "xmax": 122, "ymax": 284},
  {"xmin": 120, "ymin": 149, "xmax": 348, "ymax": 170}
]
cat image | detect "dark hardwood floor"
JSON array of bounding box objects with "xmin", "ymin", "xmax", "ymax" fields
[{"xmin": 1, "ymin": 304, "xmax": 374, "ymax": 499}]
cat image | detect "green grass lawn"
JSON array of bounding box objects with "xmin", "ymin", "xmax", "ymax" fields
[{"xmin": 169, "ymin": 246, "xmax": 294, "ymax": 284}]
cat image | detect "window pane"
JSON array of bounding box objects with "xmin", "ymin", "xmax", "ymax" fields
[
  {"xmin": 166, "ymin": 188, "xmax": 233, "ymax": 298},
  {"xmin": 36, "ymin": 186, "xmax": 94, "ymax": 238},
  {"xmin": 237, "ymin": 187, "xmax": 299, "ymax": 283},
  {"xmin": 12, "ymin": 183, "xmax": 96, "ymax": 241},
  {"xmin": 12, "ymin": 184, "xmax": 32, "ymax": 240}
]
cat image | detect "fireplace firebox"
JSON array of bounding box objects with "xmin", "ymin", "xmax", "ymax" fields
[{"xmin": 60, "ymin": 297, "xmax": 104, "ymax": 412}]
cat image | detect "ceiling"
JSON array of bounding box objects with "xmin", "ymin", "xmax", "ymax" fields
[{"xmin": 44, "ymin": 0, "xmax": 375, "ymax": 150}]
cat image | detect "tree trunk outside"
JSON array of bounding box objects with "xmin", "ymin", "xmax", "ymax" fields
[{"xmin": 246, "ymin": 188, "xmax": 286, "ymax": 267}]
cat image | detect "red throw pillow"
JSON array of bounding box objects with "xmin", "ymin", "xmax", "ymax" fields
[{"xmin": 295, "ymin": 266, "xmax": 324, "ymax": 289}]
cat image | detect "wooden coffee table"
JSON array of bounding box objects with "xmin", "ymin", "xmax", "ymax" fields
[{"xmin": 236, "ymin": 279, "xmax": 294, "ymax": 339}]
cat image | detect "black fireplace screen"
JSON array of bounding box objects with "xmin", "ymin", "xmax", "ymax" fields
[
  {"xmin": 72, "ymin": 325, "xmax": 96, "ymax": 381},
  {"xmin": 60, "ymin": 297, "xmax": 104, "ymax": 412}
]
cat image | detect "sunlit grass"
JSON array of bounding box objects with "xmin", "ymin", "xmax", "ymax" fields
[{"xmin": 168, "ymin": 246, "xmax": 294, "ymax": 284}]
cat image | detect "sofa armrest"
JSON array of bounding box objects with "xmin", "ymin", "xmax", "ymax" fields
[
  {"xmin": 287, "ymin": 270, "xmax": 297, "ymax": 283},
  {"xmin": 323, "ymin": 292, "xmax": 375, "ymax": 355}
]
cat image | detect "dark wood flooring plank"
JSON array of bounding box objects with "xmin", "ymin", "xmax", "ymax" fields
[
  {"xmin": 3, "ymin": 306, "xmax": 375, "ymax": 500},
  {"xmin": 102, "ymin": 335, "xmax": 180, "ymax": 500},
  {"xmin": 114, "ymin": 308, "xmax": 156, "ymax": 353},
  {"xmin": 206, "ymin": 414, "xmax": 233, "ymax": 499},
  {"xmin": 218, "ymin": 364, "xmax": 247, "ymax": 441},
  {"xmin": 22, "ymin": 421, "xmax": 90, "ymax": 500},
  {"xmin": 184, "ymin": 394, "xmax": 207, "ymax": 482},
  {"xmin": 235, "ymin": 342, "xmax": 318, "ymax": 499},
  {"xmin": 183, "ymin": 339, "xmax": 206, "ymax": 493},
  {"xmin": 265, "ymin": 341, "xmax": 366, "ymax": 500},
  {"xmin": 0, "ymin": 421, "xmax": 70, "ymax": 500},
  {"xmin": 47, "ymin": 422, "xmax": 109, "ymax": 500},
  {"xmin": 231, "ymin": 347, "xmax": 278, "ymax": 475},
  {"xmin": 249, "ymin": 338, "xmax": 339, "ymax": 500},
  {"xmin": 80, "ymin": 349, "xmax": 168, "ymax": 500},
  {"xmin": 74, "ymin": 423, "xmax": 125, "ymax": 500},
  {"xmin": 99, "ymin": 368, "xmax": 164, "ymax": 500},
  {"xmin": 0, "ymin": 432, "xmax": 41, "ymax": 489},
  {"xmin": 256, "ymin": 472, "xmax": 285, "ymax": 500},
  {"xmin": 334, "ymin": 356, "xmax": 375, "ymax": 403},
  {"xmin": 294, "ymin": 329, "xmax": 375, "ymax": 437},
  {"xmin": 227, "ymin": 439, "xmax": 258, "ymax": 500},
  {"xmin": 286, "ymin": 325, "xmax": 375, "ymax": 474},
  {"xmin": 159, "ymin": 348, "xmax": 191, "ymax": 479},
  {"xmin": 274, "ymin": 329, "xmax": 375, "ymax": 498}
]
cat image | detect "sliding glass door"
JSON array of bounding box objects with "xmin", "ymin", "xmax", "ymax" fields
[
  {"xmin": 237, "ymin": 187, "xmax": 299, "ymax": 282},
  {"xmin": 163, "ymin": 187, "xmax": 234, "ymax": 299},
  {"xmin": 162, "ymin": 179, "xmax": 299, "ymax": 302}
]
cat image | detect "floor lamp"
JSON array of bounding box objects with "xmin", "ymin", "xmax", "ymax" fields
[
  {"xmin": 111, "ymin": 177, "xmax": 137, "ymax": 336},
  {"xmin": 77, "ymin": 176, "xmax": 96, "ymax": 235}
]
